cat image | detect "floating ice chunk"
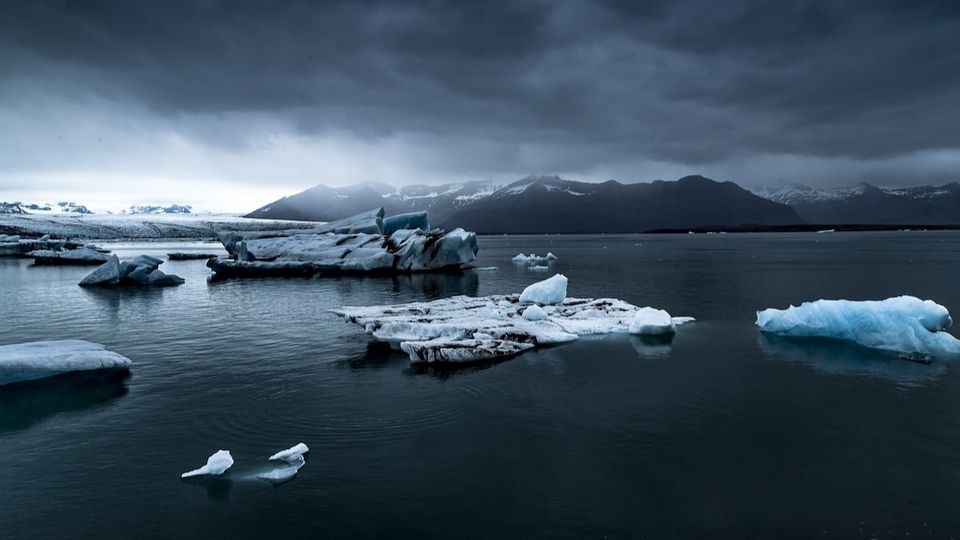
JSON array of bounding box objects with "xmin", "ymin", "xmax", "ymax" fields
[
  {"xmin": 30, "ymin": 247, "xmax": 111, "ymax": 265},
  {"xmin": 519, "ymin": 274, "xmax": 567, "ymax": 305},
  {"xmin": 0, "ymin": 339, "xmax": 132, "ymax": 385},
  {"xmin": 756, "ymin": 296, "xmax": 960, "ymax": 355},
  {"xmin": 334, "ymin": 282, "xmax": 691, "ymax": 365},
  {"xmin": 269, "ymin": 443, "xmax": 310, "ymax": 462},
  {"xmin": 181, "ymin": 450, "xmax": 234, "ymax": 478},
  {"xmin": 529, "ymin": 265, "xmax": 549, "ymax": 272},
  {"xmin": 79, "ymin": 254, "xmax": 184, "ymax": 287},
  {"xmin": 522, "ymin": 305, "xmax": 548, "ymax": 321},
  {"xmin": 629, "ymin": 307, "xmax": 678, "ymax": 335},
  {"xmin": 474, "ymin": 266, "xmax": 498, "ymax": 272},
  {"xmin": 512, "ymin": 252, "xmax": 556, "ymax": 264},
  {"xmin": 167, "ymin": 252, "xmax": 219, "ymax": 260},
  {"xmin": 257, "ymin": 458, "xmax": 305, "ymax": 482}
]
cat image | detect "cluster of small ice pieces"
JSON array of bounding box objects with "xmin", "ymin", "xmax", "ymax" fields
[
  {"xmin": 0, "ymin": 340, "xmax": 132, "ymax": 385},
  {"xmin": 207, "ymin": 208, "xmax": 478, "ymax": 277},
  {"xmin": 512, "ymin": 252, "xmax": 557, "ymax": 264},
  {"xmin": 181, "ymin": 443, "xmax": 309, "ymax": 482},
  {"xmin": 756, "ymin": 296, "xmax": 960, "ymax": 356},
  {"xmin": 335, "ymin": 273, "xmax": 694, "ymax": 364},
  {"xmin": 79, "ymin": 254, "xmax": 185, "ymax": 287}
]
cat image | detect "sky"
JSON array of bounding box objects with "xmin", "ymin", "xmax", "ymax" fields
[{"xmin": 1, "ymin": 0, "xmax": 959, "ymax": 212}]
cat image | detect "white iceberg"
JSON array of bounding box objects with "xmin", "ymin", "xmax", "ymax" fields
[
  {"xmin": 519, "ymin": 273, "xmax": 568, "ymax": 305},
  {"xmin": 334, "ymin": 275, "xmax": 692, "ymax": 365},
  {"xmin": 0, "ymin": 340, "xmax": 132, "ymax": 385},
  {"xmin": 181, "ymin": 450, "xmax": 234, "ymax": 478},
  {"xmin": 209, "ymin": 208, "xmax": 478, "ymax": 277},
  {"xmin": 629, "ymin": 307, "xmax": 678, "ymax": 335},
  {"xmin": 756, "ymin": 296, "xmax": 960, "ymax": 355},
  {"xmin": 79, "ymin": 254, "xmax": 185, "ymax": 287},
  {"xmin": 257, "ymin": 443, "xmax": 309, "ymax": 482}
]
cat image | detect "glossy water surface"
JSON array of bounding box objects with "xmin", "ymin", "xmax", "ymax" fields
[{"xmin": 2, "ymin": 233, "xmax": 960, "ymax": 539}]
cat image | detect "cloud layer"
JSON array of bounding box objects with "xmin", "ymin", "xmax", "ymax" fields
[{"xmin": 1, "ymin": 0, "xmax": 958, "ymax": 209}]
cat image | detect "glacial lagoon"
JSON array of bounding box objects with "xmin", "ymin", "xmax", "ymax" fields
[{"xmin": 3, "ymin": 232, "xmax": 960, "ymax": 538}]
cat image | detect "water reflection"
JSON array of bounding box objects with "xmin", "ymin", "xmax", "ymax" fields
[
  {"xmin": 629, "ymin": 334, "xmax": 675, "ymax": 358},
  {"xmin": 758, "ymin": 333, "xmax": 947, "ymax": 387},
  {"xmin": 0, "ymin": 371, "xmax": 130, "ymax": 434},
  {"xmin": 180, "ymin": 476, "xmax": 233, "ymax": 502},
  {"xmin": 80, "ymin": 286, "xmax": 170, "ymax": 319}
]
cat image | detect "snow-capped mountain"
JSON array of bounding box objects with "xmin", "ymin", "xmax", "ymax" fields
[
  {"xmin": 754, "ymin": 182, "xmax": 960, "ymax": 224},
  {"xmin": 1, "ymin": 201, "xmax": 93, "ymax": 214},
  {"xmin": 246, "ymin": 175, "xmax": 801, "ymax": 233},
  {"xmin": 124, "ymin": 204, "xmax": 192, "ymax": 215}
]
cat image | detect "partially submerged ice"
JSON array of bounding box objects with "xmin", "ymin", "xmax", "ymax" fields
[
  {"xmin": 335, "ymin": 274, "xmax": 693, "ymax": 364},
  {"xmin": 207, "ymin": 208, "xmax": 478, "ymax": 277},
  {"xmin": 79, "ymin": 254, "xmax": 185, "ymax": 287},
  {"xmin": 512, "ymin": 252, "xmax": 558, "ymax": 264},
  {"xmin": 756, "ymin": 296, "xmax": 960, "ymax": 356},
  {"xmin": 258, "ymin": 443, "xmax": 310, "ymax": 482},
  {"xmin": 0, "ymin": 340, "xmax": 132, "ymax": 385},
  {"xmin": 181, "ymin": 450, "xmax": 234, "ymax": 478}
]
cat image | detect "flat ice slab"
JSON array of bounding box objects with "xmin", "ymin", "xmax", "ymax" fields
[
  {"xmin": 0, "ymin": 340, "xmax": 132, "ymax": 385},
  {"xmin": 181, "ymin": 450, "xmax": 234, "ymax": 478},
  {"xmin": 335, "ymin": 275, "xmax": 692, "ymax": 364},
  {"xmin": 756, "ymin": 296, "xmax": 960, "ymax": 355},
  {"xmin": 29, "ymin": 247, "xmax": 111, "ymax": 265}
]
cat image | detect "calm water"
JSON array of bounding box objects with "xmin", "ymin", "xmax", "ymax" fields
[{"xmin": 3, "ymin": 233, "xmax": 960, "ymax": 539}]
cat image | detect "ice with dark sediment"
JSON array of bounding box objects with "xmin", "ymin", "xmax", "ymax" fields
[
  {"xmin": 0, "ymin": 340, "xmax": 132, "ymax": 385},
  {"xmin": 208, "ymin": 208, "xmax": 478, "ymax": 277},
  {"xmin": 79, "ymin": 254, "xmax": 185, "ymax": 287},
  {"xmin": 334, "ymin": 274, "xmax": 693, "ymax": 365},
  {"xmin": 29, "ymin": 246, "xmax": 111, "ymax": 265},
  {"xmin": 0, "ymin": 234, "xmax": 88, "ymax": 257}
]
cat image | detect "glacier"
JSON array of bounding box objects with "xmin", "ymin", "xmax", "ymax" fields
[
  {"xmin": 208, "ymin": 208, "xmax": 478, "ymax": 277},
  {"xmin": 334, "ymin": 275, "xmax": 693, "ymax": 365},
  {"xmin": 756, "ymin": 296, "xmax": 960, "ymax": 355},
  {"xmin": 181, "ymin": 450, "xmax": 234, "ymax": 478},
  {"xmin": 79, "ymin": 254, "xmax": 185, "ymax": 287},
  {"xmin": 0, "ymin": 340, "xmax": 132, "ymax": 385}
]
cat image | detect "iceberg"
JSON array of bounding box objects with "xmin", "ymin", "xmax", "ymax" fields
[
  {"xmin": 269, "ymin": 443, "xmax": 309, "ymax": 462},
  {"xmin": 0, "ymin": 340, "xmax": 132, "ymax": 385},
  {"xmin": 181, "ymin": 450, "xmax": 234, "ymax": 478},
  {"xmin": 382, "ymin": 211, "xmax": 429, "ymax": 235},
  {"xmin": 0, "ymin": 235, "xmax": 86, "ymax": 257},
  {"xmin": 334, "ymin": 275, "xmax": 693, "ymax": 365},
  {"xmin": 79, "ymin": 254, "xmax": 185, "ymax": 287},
  {"xmin": 519, "ymin": 273, "xmax": 568, "ymax": 305},
  {"xmin": 756, "ymin": 296, "xmax": 960, "ymax": 355},
  {"xmin": 29, "ymin": 247, "xmax": 111, "ymax": 265},
  {"xmin": 255, "ymin": 443, "xmax": 309, "ymax": 483},
  {"xmin": 208, "ymin": 208, "xmax": 478, "ymax": 277}
]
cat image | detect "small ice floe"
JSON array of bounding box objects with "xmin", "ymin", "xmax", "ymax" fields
[
  {"xmin": 0, "ymin": 339, "xmax": 132, "ymax": 385},
  {"xmin": 166, "ymin": 252, "xmax": 220, "ymax": 261},
  {"xmin": 334, "ymin": 274, "xmax": 693, "ymax": 365},
  {"xmin": 528, "ymin": 265, "xmax": 549, "ymax": 272},
  {"xmin": 756, "ymin": 296, "xmax": 960, "ymax": 356},
  {"xmin": 79, "ymin": 254, "xmax": 185, "ymax": 287},
  {"xmin": 181, "ymin": 450, "xmax": 234, "ymax": 478},
  {"xmin": 258, "ymin": 443, "xmax": 310, "ymax": 483},
  {"xmin": 29, "ymin": 247, "xmax": 111, "ymax": 266},
  {"xmin": 816, "ymin": 229, "xmax": 836, "ymax": 234},
  {"xmin": 511, "ymin": 252, "xmax": 557, "ymax": 265},
  {"xmin": 473, "ymin": 266, "xmax": 499, "ymax": 272}
]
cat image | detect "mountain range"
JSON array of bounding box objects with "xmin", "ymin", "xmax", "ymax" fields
[
  {"xmin": 246, "ymin": 175, "xmax": 801, "ymax": 233},
  {"xmin": 753, "ymin": 183, "xmax": 960, "ymax": 224}
]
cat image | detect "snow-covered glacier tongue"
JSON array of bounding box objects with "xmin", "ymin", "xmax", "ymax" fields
[
  {"xmin": 0, "ymin": 340, "xmax": 132, "ymax": 385},
  {"xmin": 334, "ymin": 274, "xmax": 693, "ymax": 365},
  {"xmin": 207, "ymin": 207, "xmax": 478, "ymax": 277},
  {"xmin": 756, "ymin": 296, "xmax": 960, "ymax": 356}
]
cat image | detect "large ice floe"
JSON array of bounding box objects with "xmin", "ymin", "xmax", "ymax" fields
[
  {"xmin": 0, "ymin": 340, "xmax": 132, "ymax": 385},
  {"xmin": 0, "ymin": 234, "xmax": 90, "ymax": 258},
  {"xmin": 207, "ymin": 208, "xmax": 478, "ymax": 277},
  {"xmin": 334, "ymin": 273, "xmax": 693, "ymax": 364},
  {"xmin": 756, "ymin": 296, "xmax": 960, "ymax": 356},
  {"xmin": 79, "ymin": 254, "xmax": 185, "ymax": 287}
]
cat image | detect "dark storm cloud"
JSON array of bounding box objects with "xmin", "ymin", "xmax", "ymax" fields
[{"xmin": 1, "ymin": 0, "xmax": 959, "ymax": 190}]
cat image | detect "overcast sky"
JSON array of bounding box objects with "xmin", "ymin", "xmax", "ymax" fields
[{"xmin": 1, "ymin": 0, "xmax": 959, "ymax": 211}]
